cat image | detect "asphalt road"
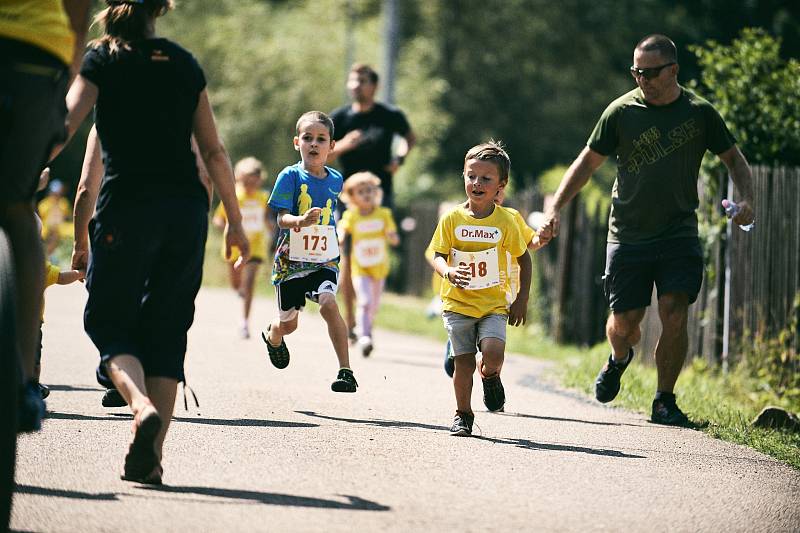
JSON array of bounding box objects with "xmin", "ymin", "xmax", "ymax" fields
[{"xmin": 11, "ymin": 284, "xmax": 800, "ymax": 532}]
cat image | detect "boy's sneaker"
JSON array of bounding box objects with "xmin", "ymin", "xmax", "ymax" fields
[
  {"xmin": 38, "ymin": 382, "xmax": 50, "ymax": 399},
  {"xmin": 331, "ymin": 368, "xmax": 358, "ymax": 393},
  {"xmin": 594, "ymin": 348, "xmax": 633, "ymax": 403},
  {"xmin": 357, "ymin": 336, "xmax": 373, "ymax": 358},
  {"xmin": 261, "ymin": 326, "xmax": 290, "ymax": 369},
  {"xmin": 18, "ymin": 381, "xmax": 46, "ymax": 433},
  {"xmin": 102, "ymin": 388, "xmax": 127, "ymax": 408},
  {"xmin": 450, "ymin": 410, "xmax": 474, "ymax": 436},
  {"xmin": 443, "ymin": 340, "xmax": 454, "ymax": 378},
  {"xmin": 482, "ymin": 373, "xmax": 505, "ymax": 412},
  {"xmin": 651, "ymin": 397, "xmax": 692, "ymax": 427}
]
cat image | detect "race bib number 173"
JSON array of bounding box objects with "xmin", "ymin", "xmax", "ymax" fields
[{"xmin": 289, "ymin": 225, "xmax": 339, "ymax": 263}]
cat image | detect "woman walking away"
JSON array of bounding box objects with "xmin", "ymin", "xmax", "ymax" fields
[{"xmin": 56, "ymin": 0, "xmax": 249, "ymax": 484}]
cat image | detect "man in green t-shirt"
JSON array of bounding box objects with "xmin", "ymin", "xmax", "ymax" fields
[{"xmin": 539, "ymin": 34, "xmax": 755, "ymax": 426}]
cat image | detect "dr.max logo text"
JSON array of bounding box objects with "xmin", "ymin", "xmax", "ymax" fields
[{"xmin": 455, "ymin": 225, "xmax": 501, "ymax": 243}]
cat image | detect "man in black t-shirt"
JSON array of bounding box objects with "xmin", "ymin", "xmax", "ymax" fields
[
  {"xmin": 329, "ymin": 64, "xmax": 415, "ymax": 339},
  {"xmin": 329, "ymin": 63, "xmax": 415, "ymax": 209},
  {"xmin": 539, "ymin": 35, "xmax": 756, "ymax": 426}
]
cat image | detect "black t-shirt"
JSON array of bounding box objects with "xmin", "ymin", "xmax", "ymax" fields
[
  {"xmin": 80, "ymin": 38, "xmax": 207, "ymax": 213},
  {"xmin": 330, "ymin": 102, "xmax": 410, "ymax": 196}
]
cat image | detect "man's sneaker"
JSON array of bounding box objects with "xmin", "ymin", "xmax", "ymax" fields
[
  {"xmin": 450, "ymin": 411, "xmax": 474, "ymax": 436},
  {"xmin": 357, "ymin": 336, "xmax": 373, "ymax": 358},
  {"xmin": 594, "ymin": 348, "xmax": 633, "ymax": 403},
  {"xmin": 102, "ymin": 388, "xmax": 127, "ymax": 408},
  {"xmin": 443, "ymin": 340, "xmax": 454, "ymax": 378},
  {"xmin": 651, "ymin": 397, "xmax": 692, "ymax": 427},
  {"xmin": 18, "ymin": 381, "xmax": 46, "ymax": 433},
  {"xmin": 261, "ymin": 326, "xmax": 290, "ymax": 369},
  {"xmin": 331, "ymin": 368, "xmax": 358, "ymax": 392},
  {"xmin": 38, "ymin": 382, "xmax": 50, "ymax": 399},
  {"xmin": 482, "ymin": 373, "xmax": 505, "ymax": 412}
]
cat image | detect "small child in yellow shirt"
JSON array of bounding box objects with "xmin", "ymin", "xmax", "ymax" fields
[
  {"xmin": 213, "ymin": 157, "xmax": 273, "ymax": 339},
  {"xmin": 429, "ymin": 141, "xmax": 531, "ymax": 436},
  {"xmin": 337, "ymin": 172, "xmax": 399, "ymax": 357}
]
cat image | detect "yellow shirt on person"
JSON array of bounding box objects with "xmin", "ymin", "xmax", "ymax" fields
[
  {"xmin": 429, "ymin": 204, "xmax": 526, "ymax": 318},
  {"xmin": 213, "ymin": 188, "xmax": 270, "ymax": 262},
  {"xmin": 40, "ymin": 261, "xmax": 61, "ymax": 321},
  {"xmin": 0, "ymin": 0, "xmax": 75, "ymax": 66},
  {"xmin": 37, "ymin": 195, "xmax": 71, "ymax": 238},
  {"xmin": 338, "ymin": 207, "xmax": 397, "ymax": 279}
]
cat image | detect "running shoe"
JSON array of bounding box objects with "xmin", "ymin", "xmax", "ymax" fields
[
  {"xmin": 240, "ymin": 325, "xmax": 250, "ymax": 339},
  {"xmin": 357, "ymin": 336, "xmax": 373, "ymax": 358},
  {"xmin": 594, "ymin": 349, "xmax": 633, "ymax": 403},
  {"xmin": 331, "ymin": 368, "xmax": 358, "ymax": 393},
  {"xmin": 651, "ymin": 397, "xmax": 692, "ymax": 427},
  {"xmin": 102, "ymin": 388, "xmax": 127, "ymax": 408},
  {"xmin": 482, "ymin": 373, "xmax": 505, "ymax": 412},
  {"xmin": 443, "ymin": 340, "xmax": 454, "ymax": 378},
  {"xmin": 261, "ymin": 326, "xmax": 290, "ymax": 369},
  {"xmin": 38, "ymin": 382, "xmax": 50, "ymax": 399},
  {"xmin": 450, "ymin": 411, "xmax": 474, "ymax": 436},
  {"xmin": 17, "ymin": 381, "xmax": 45, "ymax": 432}
]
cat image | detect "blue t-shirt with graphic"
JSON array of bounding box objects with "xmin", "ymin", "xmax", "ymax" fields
[{"xmin": 268, "ymin": 162, "xmax": 343, "ymax": 284}]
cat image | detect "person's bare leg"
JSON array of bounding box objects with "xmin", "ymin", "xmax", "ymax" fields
[
  {"xmin": 241, "ymin": 262, "xmax": 258, "ymax": 323},
  {"xmin": 144, "ymin": 376, "xmax": 177, "ymax": 463},
  {"xmin": 655, "ymin": 293, "xmax": 689, "ymax": 393},
  {"xmin": 340, "ymin": 255, "xmax": 356, "ymax": 335},
  {"xmin": 606, "ymin": 308, "xmax": 646, "ymax": 361},
  {"xmin": 105, "ymin": 355, "xmax": 151, "ymax": 415},
  {"xmin": 478, "ymin": 337, "xmax": 505, "ymax": 377},
  {"xmin": 318, "ymin": 293, "xmax": 350, "ymax": 369},
  {"xmin": 1, "ymin": 203, "xmax": 45, "ymax": 380},
  {"xmin": 453, "ymin": 354, "xmax": 477, "ymax": 413},
  {"xmin": 266, "ymin": 315, "xmax": 298, "ymax": 345},
  {"xmin": 228, "ymin": 263, "xmax": 241, "ymax": 293}
]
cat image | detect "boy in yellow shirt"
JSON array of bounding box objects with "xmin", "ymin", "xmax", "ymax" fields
[
  {"xmin": 337, "ymin": 172, "xmax": 399, "ymax": 357},
  {"xmin": 429, "ymin": 142, "xmax": 531, "ymax": 436},
  {"xmin": 213, "ymin": 157, "xmax": 273, "ymax": 339}
]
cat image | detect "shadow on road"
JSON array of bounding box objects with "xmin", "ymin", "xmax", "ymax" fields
[
  {"xmin": 15, "ymin": 484, "xmax": 117, "ymax": 501},
  {"xmin": 47, "ymin": 412, "xmax": 319, "ymax": 428},
  {"xmin": 473, "ymin": 436, "xmax": 647, "ymax": 459},
  {"xmin": 296, "ymin": 411, "xmax": 448, "ymax": 432},
  {"xmin": 377, "ymin": 356, "xmax": 441, "ymax": 369},
  {"xmin": 496, "ymin": 411, "xmax": 644, "ymax": 428},
  {"xmin": 139, "ymin": 485, "xmax": 391, "ymax": 511},
  {"xmin": 45, "ymin": 385, "xmax": 104, "ymax": 392}
]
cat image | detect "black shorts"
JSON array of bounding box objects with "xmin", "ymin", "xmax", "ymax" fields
[
  {"xmin": 603, "ymin": 237, "xmax": 703, "ymax": 312},
  {"xmin": 84, "ymin": 197, "xmax": 208, "ymax": 382},
  {"xmin": 276, "ymin": 269, "xmax": 338, "ymax": 316},
  {"xmin": 0, "ymin": 39, "xmax": 68, "ymax": 205}
]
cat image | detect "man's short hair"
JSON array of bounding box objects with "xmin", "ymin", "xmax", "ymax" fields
[
  {"xmin": 350, "ymin": 63, "xmax": 379, "ymax": 84},
  {"xmin": 635, "ymin": 34, "xmax": 677, "ymax": 63},
  {"xmin": 295, "ymin": 111, "xmax": 335, "ymax": 137},
  {"xmin": 464, "ymin": 140, "xmax": 511, "ymax": 183}
]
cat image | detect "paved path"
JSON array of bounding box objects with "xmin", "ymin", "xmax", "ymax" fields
[{"xmin": 11, "ymin": 285, "xmax": 800, "ymax": 532}]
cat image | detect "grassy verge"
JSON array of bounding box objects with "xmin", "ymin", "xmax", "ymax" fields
[{"xmin": 202, "ymin": 228, "xmax": 800, "ymax": 469}]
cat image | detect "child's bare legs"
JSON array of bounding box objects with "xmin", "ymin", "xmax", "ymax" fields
[
  {"xmin": 266, "ymin": 315, "xmax": 298, "ymax": 345},
  {"xmin": 227, "ymin": 262, "xmax": 242, "ymax": 293},
  {"xmin": 478, "ymin": 337, "xmax": 505, "ymax": 377},
  {"xmin": 318, "ymin": 292, "xmax": 350, "ymax": 369},
  {"xmin": 453, "ymin": 353, "xmax": 477, "ymax": 413},
  {"xmin": 239, "ymin": 261, "xmax": 259, "ymax": 327},
  {"xmin": 339, "ymin": 255, "xmax": 356, "ymax": 337}
]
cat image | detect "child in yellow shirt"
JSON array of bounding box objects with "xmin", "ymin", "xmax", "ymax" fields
[
  {"xmin": 337, "ymin": 172, "xmax": 399, "ymax": 357},
  {"xmin": 213, "ymin": 157, "xmax": 273, "ymax": 339},
  {"xmin": 37, "ymin": 177, "xmax": 71, "ymax": 256},
  {"xmin": 429, "ymin": 141, "xmax": 531, "ymax": 436}
]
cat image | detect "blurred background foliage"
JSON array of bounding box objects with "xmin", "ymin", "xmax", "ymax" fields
[{"xmin": 50, "ymin": 0, "xmax": 800, "ymax": 207}]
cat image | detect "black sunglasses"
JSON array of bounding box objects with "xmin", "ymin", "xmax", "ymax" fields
[{"xmin": 630, "ymin": 62, "xmax": 675, "ymax": 80}]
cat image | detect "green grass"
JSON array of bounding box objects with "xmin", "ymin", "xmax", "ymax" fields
[{"xmin": 202, "ymin": 225, "xmax": 800, "ymax": 469}]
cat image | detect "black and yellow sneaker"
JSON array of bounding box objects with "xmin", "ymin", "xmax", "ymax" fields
[
  {"xmin": 482, "ymin": 374, "xmax": 505, "ymax": 412},
  {"xmin": 450, "ymin": 410, "xmax": 474, "ymax": 436},
  {"xmin": 594, "ymin": 348, "xmax": 633, "ymax": 403},
  {"xmin": 651, "ymin": 396, "xmax": 692, "ymax": 427},
  {"xmin": 331, "ymin": 368, "xmax": 358, "ymax": 393},
  {"xmin": 261, "ymin": 326, "xmax": 290, "ymax": 369}
]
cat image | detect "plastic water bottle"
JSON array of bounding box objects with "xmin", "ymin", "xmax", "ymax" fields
[{"xmin": 721, "ymin": 199, "xmax": 754, "ymax": 232}]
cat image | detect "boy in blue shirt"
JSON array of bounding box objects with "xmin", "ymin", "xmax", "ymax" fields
[{"xmin": 262, "ymin": 111, "xmax": 357, "ymax": 392}]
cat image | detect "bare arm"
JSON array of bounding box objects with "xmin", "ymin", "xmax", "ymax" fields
[
  {"xmin": 62, "ymin": 0, "xmax": 91, "ymax": 81},
  {"xmin": 717, "ymin": 145, "xmax": 755, "ymax": 226},
  {"xmin": 508, "ymin": 251, "xmax": 531, "ymax": 327},
  {"xmin": 192, "ymin": 89, "xmax": 249, "ymax": 263},
  {"xmin": 49, "ymin": 74, "xmax": 98, "ymax": 163},
  {"xmin": 433, "ymin": 252, "xmax": 470, "ymax": 288},
  {"xmin": 277, "ymin": 208, "xmax": 322, "ymax": 230},
  {"xmin": 57, "ymin": 269, "xmax": 85, "ymax": 285},
  {"xmin": 71, "ymin": 125, "xmax": 102, "ymax": 272},
  {"xmin": 192, "ymin": 136, "xmax": 213, "ymax": 207},
  {"xmin": 540, "ymin": 146, "xmax": 607, "ymax": 241}
]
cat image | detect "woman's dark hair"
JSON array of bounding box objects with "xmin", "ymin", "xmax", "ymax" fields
[{"xmin": 92, "ymin": 0, "xmax": 173, "ymax": 54}]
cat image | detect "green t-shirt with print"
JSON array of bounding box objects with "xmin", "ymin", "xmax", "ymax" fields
[{"xmin": 588, "ymin": 86, "xmax": 736, "ymax": 244}]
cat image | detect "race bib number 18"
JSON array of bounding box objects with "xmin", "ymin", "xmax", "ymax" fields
[
  {"xmin": 289, "ymin": 225, "xmax": 339, "ymax": 263},
  {"xmin": 451, "ymin": 247, "xmax": 501, "ymax": 290}
]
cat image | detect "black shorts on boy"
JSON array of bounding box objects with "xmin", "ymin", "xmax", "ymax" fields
[
  {"xmin": 276, "ymin": 269, "xmax": 338, "ymax": 317},
  {"xmin": 603, "ymin": 236, "xmax": 703, "ymax": 312}
]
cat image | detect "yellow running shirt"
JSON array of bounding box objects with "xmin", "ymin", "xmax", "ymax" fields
[
  {"xmin": 0, "ymin": 1, "xmax": 75, "ymax": 66},
  {"xmin": 214, "ymin": 188, "xmax": 270, "ymax": 261},
  {"xmin": 429, "ymin": 204, "xmax": 526, "ymax": 318},
  {"xmin": 338, "ymin": 207, "xmax": 397, "ymax": 279}
]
